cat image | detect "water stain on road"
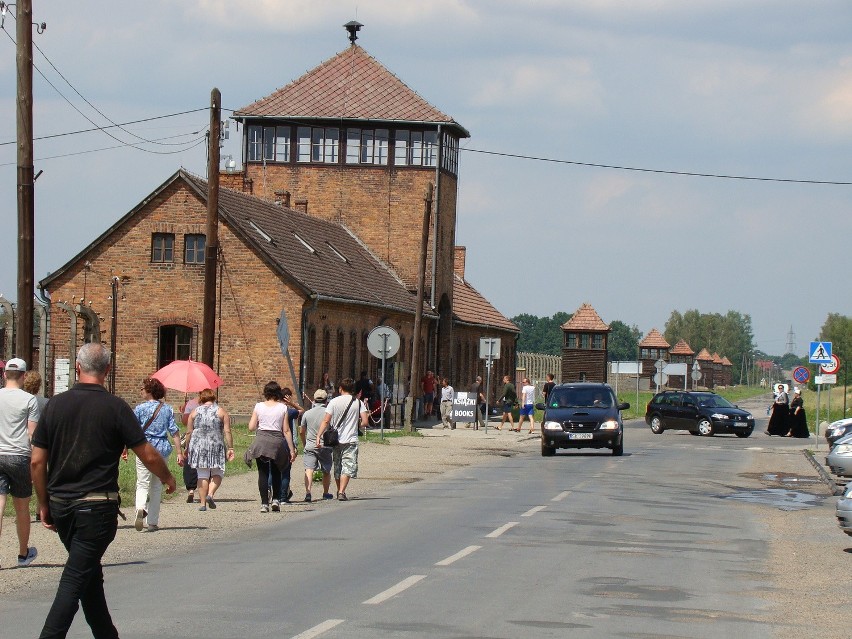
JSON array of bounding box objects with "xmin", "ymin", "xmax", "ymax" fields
[{"xmin": 719, "ymin": 487, "xmax": 825, "ymax": 511}]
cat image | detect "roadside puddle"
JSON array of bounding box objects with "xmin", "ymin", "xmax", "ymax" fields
[{"xmin": 720, "ymin": 488, "xmax": 825, "ymax": 511}]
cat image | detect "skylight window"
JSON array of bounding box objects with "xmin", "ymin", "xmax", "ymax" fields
[
  {"xmin": 294, "ymin": 233, "xmax": 316, "ymax": 254},
  {"xmin": 326, "ymin": 242, "xmax": 348, "ymax": 263},
  {"xmin": 249, "ymin": 220, "xmax": 272, "ymax": 243}
]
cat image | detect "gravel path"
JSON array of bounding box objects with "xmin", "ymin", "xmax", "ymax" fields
[{"xmin": 1, "ymin": 425, "xmax": 848, "ymax": 638}]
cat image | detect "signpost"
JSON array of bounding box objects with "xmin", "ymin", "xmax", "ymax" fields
[
  {"xmin": 367, "ymin": 325, "xmax": 400, "ymax": 440},
  {"xmin": 691, "ymin": 361, "xmax": 702, "ymax": 389},
  {"xmin": 792, "ymin": 366, "xmax": 810, "ymax": 385},
  {"xmin": 479, "ymin": 337, "xmax": 501, "ymax": 434},
  {"xmin": 809, "ymin": 341, "xmax": 833, "ymax": 446},
  {"xmin": 654, "ymin": 358, "xmax": 666, "ymax": 393}
]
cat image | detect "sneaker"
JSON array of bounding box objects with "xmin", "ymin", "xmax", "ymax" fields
[
  {"xmin": 206, "ymin": 495, "xmax": 217, "ymax": 510},
  {"xmin": 146, "ymin": 525, "xmax": 160, "ymax": 532},
  {"xmin": 338, "ymin": 493, "xmax": 348, "ymax": 501},
  {"xmin": 260, "ymin": 504, "xmax": 269, "ymax": 513},
  {"xmin": 322, "ymin": 493, "xmax": 334, "ymax": 500},
  {"xmin": 271, "ymin": 500, "xmax": 280, "ymax": 512},
  {"xmin": 304, "ymin": 494, "xmax": 312, "ymax": 502},
  {"xmin": 198, "ymin": 506, "xmax": 207, "ymax": 512},
  {"xmin": 17, "ymin": 547, "xmax": 37, "ymax": 567},
  {"xmin": 186, "ymin": 491, "xmax": 194, "ymax": 504},
  {"xmin": 134, "ymin": 509, "xmax": 146, "ymax": 532}
]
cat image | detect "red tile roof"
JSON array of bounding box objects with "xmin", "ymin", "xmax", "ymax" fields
[
  {"xmin": 452, "ymin": 275, "xmax": 519, "ymax": 333},
  {"xmin": 639, "ymin": 328, "xmax": 670, "ymax": 348},
  {"xmin": 712, "ymin": 353, "xmax": 723, "ymax": 364},
  {"xmin": 234, "ymin": 45, "xmax": 469, "ymax": 136},
  {"xmin": 561, "ymin": 303, "xmax": 609, "ymax": 331},
  {"xmin": 670, "ymin": 339, "xmax": 694, "ymax": 356},
  {"xmin": 721, "ymin": 356, "xmax": 733, "ymax": 366},
  {"xmin": 696, "ymin": 348, "xmax": 714, "ymax": 361}
]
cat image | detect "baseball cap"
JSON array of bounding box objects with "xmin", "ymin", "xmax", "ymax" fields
[
  {"xmin": 5, "ymin": 357, "xmax": 27, "ymax": 372},
  {"xmin": 313, "ymin": 389, "xmax": 328, "ymax": 401}
]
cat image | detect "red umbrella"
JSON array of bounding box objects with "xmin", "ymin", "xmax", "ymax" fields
[{"xmin": 151, "ymin": 359, "xmax": 222, "ymax": 393}]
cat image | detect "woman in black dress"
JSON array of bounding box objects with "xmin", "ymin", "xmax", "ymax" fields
[
  {"xmin": 766, "ymin": 383, "xmax": 790, "ymax": 436},
  {"xmin": 787, "ymin": 388, "xmax": 810, "ymax": 438}
]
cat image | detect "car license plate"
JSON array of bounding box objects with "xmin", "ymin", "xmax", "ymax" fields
[{"xmin": 568, "ymin": 433, "xmax": 593, "ymax": 440}]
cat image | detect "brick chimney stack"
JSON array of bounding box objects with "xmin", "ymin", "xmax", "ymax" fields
[
  {"xmin": 453, "ymin": 246, "xmax": 466, "ymax": 280},
  {"xmin": 295, "ymin": 197, "xmax": 308, "ymax": 214}
]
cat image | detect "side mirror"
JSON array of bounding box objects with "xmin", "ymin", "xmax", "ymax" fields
[
  {"xmin": 618, "ymin": 402, "xmax": 630, "ymax": 411},
  {"xmin": 535, "ymin": 402, "xmax": 546, "ymax": 411}
]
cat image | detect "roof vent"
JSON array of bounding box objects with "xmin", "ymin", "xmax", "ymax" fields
[{"xmin": 344, "ymin": 20, "xmax": 363, "ymax": 44}]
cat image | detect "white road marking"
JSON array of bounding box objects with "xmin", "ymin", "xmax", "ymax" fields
[
  {"xmin": 435, "ymin": 545, "xmax": 482, "ymax": 566},
  {"xmin": 363, "ymin": 575, "xmax": 426, "ymax": 605},
  {"xmin": 485, "ymin": 521, "xmax": 519, "ymax": 538},
  {"xmin": 552, "ymin": 490, "xmax": 571, "ymax": 501},
  {"xmin": 290, "ymin": 619, "xmax": 344, "ymax": 639},
  {"xmin": 522, "ymin": 505, "xmax": 547, "ymax": 517}
]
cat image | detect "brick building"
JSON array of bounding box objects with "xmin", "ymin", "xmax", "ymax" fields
[{"xmin": 39, "ymin": 37, "xmax": 518, "ymax": 415}]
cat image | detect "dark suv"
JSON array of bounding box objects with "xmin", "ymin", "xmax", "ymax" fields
[
  {"xmin": 535, "ymin": 383, "xmax": 629, "ymax": 457},
  {"xmin": 645, "ymin": 391, "xmax": 754, "ymax": 437}
]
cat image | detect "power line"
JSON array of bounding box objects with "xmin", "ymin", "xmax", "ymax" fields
[{"xmin": 458, "ymin": 146, "xmax": 852, "ymax": 186}]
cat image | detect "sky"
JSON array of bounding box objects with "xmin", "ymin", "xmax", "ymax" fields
[{"xmin": 1, "ymin": 1, "xmax": 851, "ymax": 358}]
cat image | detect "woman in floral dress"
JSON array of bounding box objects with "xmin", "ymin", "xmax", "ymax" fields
[{"xmin": 185, "ymin": 388, "xmax": 234, "ymax": 511}]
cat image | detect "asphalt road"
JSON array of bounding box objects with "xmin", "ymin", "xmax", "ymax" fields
[{"xmin": 2, "ymin": 409, "xmax": 814, "ymax": 638}]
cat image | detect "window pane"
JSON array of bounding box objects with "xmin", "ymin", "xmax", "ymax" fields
[
  {"xmin": 410, "ymin": 131, "xmax": 423, "ymax": 166},
  {"xmin": 247, "ymin": 126, "xmax": 262, "ymax": 161},
  {"xmin": 423, "ymin": 131, "xmax": 438, "ymax": 166},
  {"xmin": 325, "ymin": 128, "xmax": 339, "ymax": 162},
  {"xmin": 375, "ymin": 129, "xmax": 388, "ymax": 165},
  {"xmin": 395, "ymin": 130, "xmax": 409, "ymax": 165},
  {"xmin": 297, "ymin": 127, "xmax": 311, "ymax": 162},
  {"xmin": 346, "ymin": 128, "xmax": 360, "ymax": 164},
  {"xmin": 360, "ymin": 129, "xmax": 373, "ymax": 163},
  {"xmin": 275, "ymin": 126, "xmax": 290, "ymax": 162},
  {"xmin": 152, "ymin": 233, "xmax": 174, "ymax": 263},
  {"xmin": 185, "ymin": 234, "xmax": 205, "ymax": 264}
]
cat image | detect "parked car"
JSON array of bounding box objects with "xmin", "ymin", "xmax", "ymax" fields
[
  {"xmin": 536, "ymin": 383, "xmax": 629, "ymax": 457},
  {"xmin": 837, "ymin": 482, "xmax": 852, "ymax": 537},
  {"xmin": 826, "ymin": 432, "xmax": 852, "ymax": 478},
  {"xmin": 825, "ymin": 418, "xmax": 852, "ymax": 448},
  {"xmin": 644, "ymin": 390, "xmax": 755, "ymax": 437}
]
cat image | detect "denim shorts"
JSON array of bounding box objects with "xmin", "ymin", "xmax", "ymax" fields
[{"xmin": 0, "ymin": 454, "xmax": 33, "ymax": 498}]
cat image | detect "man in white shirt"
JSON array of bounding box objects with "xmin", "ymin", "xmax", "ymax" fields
[
  {"xmin": 518, "ymin": 377, "xmax": 537, "ymax": 434},
  {"xmin": 316, "ymin": 378, "xmax": 368, "ymax": 501},
  {"xmin": 439, "ymin": 377, "xmax": 455, "ymax": 430},
  {"xmin": 0, "ymin": 357, "xmax": 39, "ymax": 568}
]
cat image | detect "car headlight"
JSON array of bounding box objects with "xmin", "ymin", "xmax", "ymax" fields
[
  {"xmin": 543, "ymin": 421, "xmax": 562, "ymax": 431},
  {"xmin": 745, "ymin": 414, "xmax": 753, "ymax": 420},
  {"xmin": 711, "ymin": 413, "xmax": 730, "ymax": 420},
  {"xmin": 599, "ymin": 419, "xmax": 620, "ymax": 430},
  {"xmin": 834, "ymin": 444, "xmax": 852, "ymax": 455}
]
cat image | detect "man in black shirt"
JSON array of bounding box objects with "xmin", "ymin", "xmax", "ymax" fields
[
  {"xmin": 31, "ymin": 343, "xmax": 176, "ymax": 639},
  {"xmin": 542, "ymin": 373, "xmax": 556, "ymax": 404}
]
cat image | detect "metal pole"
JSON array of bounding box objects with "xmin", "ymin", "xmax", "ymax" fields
[
  {"xmin": 380, "ymin": 333, "xmax": 387, "ymax": 441},
  {"xmin": 202, "ymin": 88, "xmax": 221, "ymax": 367},
  {"xmin": 815, "ymin": 383, "xmax": 821, "ymax": 449},
  {"xmin": 16, "ymin": 0, "xmax": 35, "ymax": 365},
  {"xmin": 484, "ymin": 353, "xmax": 492, "ymax": 434}
]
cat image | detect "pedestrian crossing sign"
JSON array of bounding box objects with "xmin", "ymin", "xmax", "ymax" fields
[{"xmin": 809, "ymin": 341, "xmax": 832, "ymax": 364}]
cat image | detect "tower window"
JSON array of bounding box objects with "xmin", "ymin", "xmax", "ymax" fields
[
  {"xmin": 346, "ymin": 128, "xmax": 389, "ymax": 165},
  {"xmin": 247, "ymin": 125, "xmax": 291, "ymax": 163},
  {"xmin": 394, "ymin": 130, "xmax": 438, "ymax": 167},
  {"xmin": 297, "ymin": 126, "xmax": 339, "ymax": 163}
]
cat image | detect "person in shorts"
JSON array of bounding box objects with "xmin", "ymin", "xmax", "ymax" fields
[
  {"xmin": 421, "ymin": 370, "xmax": 436, "ymax": 419},
  {"xmin": 517, "ymin": 377, "xmax": 537, "ymax": 434},
  {"xmin": 0, "ymin": 357, "xmax": 39, "ymax": 568},
  {"xmin": 299, "ymin": 388, "xmax": 333, "ymax": 502},
  {"xmin": 316, "ymin": 378, "xmax": 368, "ymax": 501}
]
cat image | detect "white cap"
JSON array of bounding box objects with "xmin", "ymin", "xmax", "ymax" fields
[{"xmin": 4, "ymin": 357, "xmax": 26, "ymax": 372}]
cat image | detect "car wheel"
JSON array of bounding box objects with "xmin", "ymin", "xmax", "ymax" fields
[
  {"xmin": 541, "ymin": 443, "xmax": 555, "ymax": 457},
  {"xmin": 612, "ymin": 441, "xmax": 624, "ymax": 456},
  {"xmin": 735, "ymin": 428, "xmax": 753, "ymax": 438},
  {"xmin": 697, "ymin": 418, "xmax": 714, "ymax": 436},
  {"xmin": 649, "ymin": 415, "xmax": 664, "ymax": 434}
]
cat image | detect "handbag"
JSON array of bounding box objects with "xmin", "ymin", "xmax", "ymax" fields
[{"xmin": 323, "ymin": 396, "xmax": 356, "ymax": 447}]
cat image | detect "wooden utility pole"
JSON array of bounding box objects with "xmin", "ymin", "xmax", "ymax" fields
[
  {"xmin": 201, "ymin": 88, "xmax": 220, "ymax": 367},
  {"xmin": 16, "ymin": 0, "xmax": 35, "ymax": 364},
  {"xmin": 405, "ymin": 183, "xmax": 433, "ymax": 432}
]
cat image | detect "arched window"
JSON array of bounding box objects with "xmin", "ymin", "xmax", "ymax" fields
[
  {"xmin": 306, "ymin": 326, "xmax": 317, "ymax": 389},
  {"xmin": 361, "ymin": 331, "xmax": 370, "ymax": 378},
  {"xmin": 336, "ymin": 329, "xmax": 344, "ymax": 384},
  {"xmin": 349, "ymin": 331, "xmax": 357, "ymax": 379},
  {"xmin": 322, "ymin": 328, "xmax": 331, "ymax": 380}
]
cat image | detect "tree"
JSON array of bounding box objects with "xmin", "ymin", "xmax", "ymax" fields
[
  {"xmin": 608, "ymin": 320, "xmax": 642, "ymax": 361},
  {"xmin": 819, "ymin": 313, "xmax": 852, "ymax": 387},
  {"xmin": 513, "ymin": 312, "xmax": 571, "ymax": 355}
]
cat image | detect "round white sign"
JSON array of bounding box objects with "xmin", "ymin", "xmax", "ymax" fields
[
  {"xmin": 367, "ymin": 325, "xmax": 400, "ymax": 359},
  {"xmin": 820, "ymin": 354, "xmax": 841, "ymax": 375}
]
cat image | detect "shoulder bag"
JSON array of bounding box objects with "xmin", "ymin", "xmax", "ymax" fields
[
  {"xmin": 142, "ymin": 401, "xmax": 164, "ymax": 434},
  {"xmin": 323, "ymin": 396, "xmax": 356, "ymax": 447}
]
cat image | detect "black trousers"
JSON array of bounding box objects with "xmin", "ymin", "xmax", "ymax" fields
[{"xmin": 40, "ymin": 499, "xmax": 119, "ymax": 639}]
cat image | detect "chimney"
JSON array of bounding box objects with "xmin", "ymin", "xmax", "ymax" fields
[
  {"xmin": 295, "ymin": 197, "xmax": 308, "ymax": 214},
  {"xmin": 453, "ymin": 246, "xmax": 466, "ymax": 279}
]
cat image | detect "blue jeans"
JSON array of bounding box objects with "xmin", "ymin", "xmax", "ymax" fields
[{"xmin": 40, "ymin": 499, "xmax": 119, "ymax": 639}]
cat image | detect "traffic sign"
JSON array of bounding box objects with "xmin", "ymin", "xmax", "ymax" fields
[
  {"xmin": 690, "ymin": 370, "xmax": 702, "ymax": 381},
  {"xmin": 367, "ymin": 325, "xmax": 400, "ymax": 359},
  {"xmin": 809, "ymin": 341, "xmax": 832, "ymax": 364},
  {"xmin": 792, "ymin": 366, "xmax": 810, "ymax": 384},
  {"xmin": 653, "ymin": 372, "xmax": 668, "ymax": 386},
  {"xmin": 816, "ymin": 374, "xmax": 837, "ymax": 385},
  {"xmin": 820, "ymin": 354, "xmax": 841, "ymax": 375},
  {"xmin": 654, "ymin": 358, "xmax": 666, "ymax": 372}
]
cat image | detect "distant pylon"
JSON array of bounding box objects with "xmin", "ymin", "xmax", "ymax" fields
[{"xmin": 786, "ymin": 325, "xmax": 796, "ymax": 354}]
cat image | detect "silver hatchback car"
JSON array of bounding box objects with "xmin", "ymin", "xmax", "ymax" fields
[{"xmin": 826, "ymin": 432, "xmax": 852, "ymax": 478}]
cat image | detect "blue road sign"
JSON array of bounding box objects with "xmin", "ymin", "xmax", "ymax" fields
[
  {"xmin": 792, "ymin": 366, "xmax": 810, "ymax": 384},
  {"xmin": 809, "ymin": 341, "xmax": 832, "ymax": 364}
]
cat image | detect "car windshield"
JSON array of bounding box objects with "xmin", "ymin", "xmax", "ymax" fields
[
  {"xmin": 694, "ymin": 394, "xmax": 734, "ymax": 408},
  {"xmin": 549, "ymin": 388, "xmax": 613, "ymax": 408}
]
